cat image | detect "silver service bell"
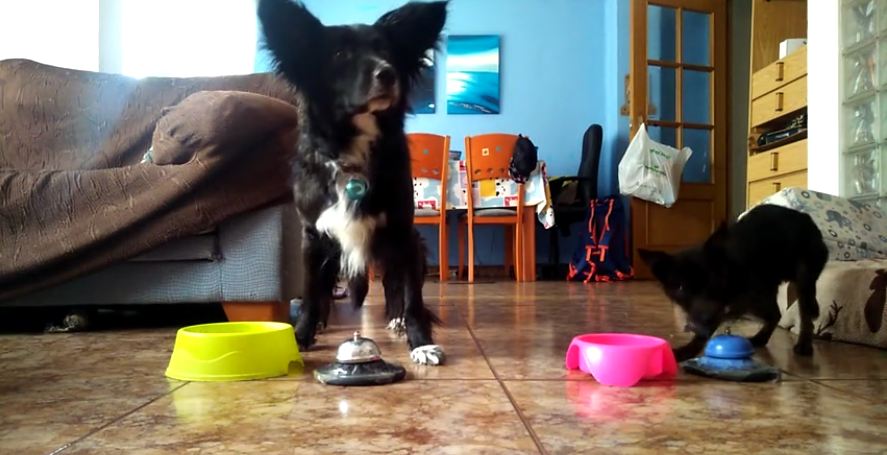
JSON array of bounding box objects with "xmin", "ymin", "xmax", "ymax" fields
[{"xmin": 335, "ymin": 331, "xmax": 382, "ymax": 364}]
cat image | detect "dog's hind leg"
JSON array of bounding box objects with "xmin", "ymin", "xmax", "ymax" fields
[
  {"xmin": 295, "ymin": 228, "xmax": 340, "ymax": 349},
  {"xmin": 794, "ymin": 279, "xmax": 818, "ymax": 356},
  {"xmin": 794, "ymin": 243, "xmax": 827, "ymax": 356}
]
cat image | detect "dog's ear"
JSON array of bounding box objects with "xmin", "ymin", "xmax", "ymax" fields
[
  {"xmin": 375, "ymin": 1, "xmax": 448, "ymax": 78},
  {"xmin": 258, "ymin": 0, "xmax": 325, "ymax": 90},
  {"xmin": 638, "ymin": 249, "xmax": 674, "ymax": 284}
]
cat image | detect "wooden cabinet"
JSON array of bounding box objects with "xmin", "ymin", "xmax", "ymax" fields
[
  {"xmin": 750, "ymin": 46, "xmax": 808, "ymax": 100},
  {"xmin": 750, "ymin": 74, "xmax": 806, "ymax": 128},
  {"xmin": 748, "ymin": 171, "xmax": 808, "ymax": 206},
  {"xmin": 747, "ymin": 139, "xmax": 807, "ymax": 180},
  {"xmin": 746, "ymin": 0, "xmax": 807, "ymax": 208}
]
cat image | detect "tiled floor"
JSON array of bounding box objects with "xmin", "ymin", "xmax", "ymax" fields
[{"xmin": 2, "ymin": 282, "xmax": 887, "ymax": 454}]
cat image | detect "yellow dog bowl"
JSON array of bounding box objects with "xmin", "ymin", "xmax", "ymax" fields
[{"xmin": 165, "ymin": 322, "xmax": 302, "ymax": 382}]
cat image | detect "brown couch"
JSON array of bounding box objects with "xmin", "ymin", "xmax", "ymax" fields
[{"xmin": 0, "ymin": 60, "xmax": 303, "ymax": 320}]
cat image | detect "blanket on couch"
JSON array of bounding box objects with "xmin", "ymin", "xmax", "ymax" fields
[
  {"xmin": 757, "ymin": 187, "xmax": 887, "ymax": 348},
  {"xmin": 0, "ymin": 60, "xmax": 300, "ymax": 300}
]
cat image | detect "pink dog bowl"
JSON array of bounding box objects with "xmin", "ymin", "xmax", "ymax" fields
[{"xmin": 565, "ymin": 333, "xmax": 677, "ymax": 387}]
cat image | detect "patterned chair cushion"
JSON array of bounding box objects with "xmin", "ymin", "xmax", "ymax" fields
[{"xmin": 415, "ymin": 208, "xmax": 441, "ymax": 217}]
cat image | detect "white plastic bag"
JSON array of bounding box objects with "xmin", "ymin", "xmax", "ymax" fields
[{"xmin": 618, "ymin": 123, "xmax": 692, "ymax": 208}]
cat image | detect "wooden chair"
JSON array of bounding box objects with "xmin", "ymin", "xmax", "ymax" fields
[
  {"xmin": 408, "ymin": 133, "xmax": 452, "ymax": 282},
  {"xmin": 457, "ymin": 134, "xmax": 525, "ymax": 283}
]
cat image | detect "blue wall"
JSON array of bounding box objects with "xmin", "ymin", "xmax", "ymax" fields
[{"xmin": 256, "ymin": 0, "xmax": 628, "ymax": 268}]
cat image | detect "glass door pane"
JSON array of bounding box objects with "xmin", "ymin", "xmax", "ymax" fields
[
  {"xmin": 683, "ymin": 128, "xmax": 711, "ymax": 183},
  {"xmin": 648, "ymin": 125, "xmax": 678, "ymax": 147},
  {"xmin": 648, "ymin": 5, "xmax": 677, "ymax": 61},
  {"xmin": 682, "ymin": 10, "xmax": 710, "ymax": 65},
  {"xmin": 643, "ymin": 2, "xmax": 717, "ymax": 186},
  {"xmin": 648, "ymin": 65, "xmax": 676, "ymax": 121},
  {"xmin": 682, "ymin": 70, "xmax": 711, "ymax": 124}
]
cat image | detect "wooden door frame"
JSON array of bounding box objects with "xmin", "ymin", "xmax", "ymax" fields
[{"xmin": 629, "ymin": 0, "xmax": 729, "ymax": 278}]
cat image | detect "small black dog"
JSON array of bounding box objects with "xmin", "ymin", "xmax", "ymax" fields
[
  {"xmin": 640, "ymin": 204, "xmax": 828, "ymax": 361},
  {"xmin": 258, "ymin": 0, "xmax": 448, "ymax": 365}
]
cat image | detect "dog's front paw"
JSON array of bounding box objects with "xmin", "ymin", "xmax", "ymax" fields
[
  {"xmin": 672, "ymin": 347, "xmax": 698, "ymax": 363},
  {"xmin": 386, "ymin": 317, "xmax": 406, "ymax": 335},
  {"xmin": 295, "ymin": 323, "xmax": 317, "ymax": 350},
  {"xmin": 793, "ymin": 342, "xmax": 814, "ymax": 356},
  {"xmin": 748, "ymin": 334, "xmax": 770, "ymax": 348},
  {"xmin": 410, "ymin": 345, "xmax": 445, "ymax": 365},
  {"xmin": 296, "ymin": 333, "xmax": 315, "ymax": 350}
]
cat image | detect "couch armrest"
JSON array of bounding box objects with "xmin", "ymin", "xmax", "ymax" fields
[{"xmin": 217, "ymin": 203, "xmax": 302, "ymax": 302}]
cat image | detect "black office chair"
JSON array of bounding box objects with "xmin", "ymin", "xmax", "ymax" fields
[{"xmin": 544, "ymin": 124, "xmax": 602, "ymax": 279}]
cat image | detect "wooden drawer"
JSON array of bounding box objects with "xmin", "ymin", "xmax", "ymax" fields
[
  {"xmin": 747, "ymin": 139, "xmax": 808, "ymax": 181},
  {"xmin": 752, "ymin": 46, "xmax": 807, "ymax": 99},
  {"xmin": 751, "ymin": 75, "xmax": 807, "ymax": 127},
  {"xmin": 747, "ymin": 171, "xmax": 807, "ymax": 207}
]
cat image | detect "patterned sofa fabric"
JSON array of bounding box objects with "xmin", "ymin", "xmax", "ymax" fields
[
  {"xmin": 757, "ymin": 187, "xmax": 887, "ymax": 261},
  {"xmin": 779, "ymin": 259, "xmax": 887, "ymax": 349}
]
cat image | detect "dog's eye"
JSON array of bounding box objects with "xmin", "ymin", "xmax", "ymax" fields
[{"xmin": 333, "ymin": 50, "xmax": 348, "ymax": 61}]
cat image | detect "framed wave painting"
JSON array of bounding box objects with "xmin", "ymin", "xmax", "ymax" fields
[
  {"xmin": 446, "ymin": 35, "xmax": 500, "ymax": 114},
  {"xmin": 411, "ymin": 49, "xmax": 436, "ymax": 114}
]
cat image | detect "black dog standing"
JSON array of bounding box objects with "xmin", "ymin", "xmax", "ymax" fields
[
  {"xmin": 258, "ymin": 0, "xmax": 448, "ymax": 365},
  {"xmin": 640, "ymin": 204, "xmax": 829, "ymax": 362}
]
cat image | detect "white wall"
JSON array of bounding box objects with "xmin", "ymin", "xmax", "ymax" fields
[
  {"xmin": 0, "ymin": 0, "xmax": 100, "ymax": 71},
  {"xmin": 0, "ymin": 0, "xmax": 257, "ymax": 78},
  {"xmin": 112, "ymin": 0, "xmax": 257, "ymax": 77},
  {"xmin": 807, "ymin": 0, "xmax": 841, "ymax": 195}
]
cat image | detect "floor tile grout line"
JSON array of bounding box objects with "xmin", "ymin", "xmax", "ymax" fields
[
  {"xmin": 463, "ymin": 321, "xmax": 548, "ymax": 455},
  {"xmin": 811, "ymin": 378, "xmax": 887, "ymax": 381},
  {"xmin": 49, "ymin": 381, "xmax": 190, "ymax": 454},
  {"xmin": 808, "ymin": 378, "xmax": 884, "ymax": 403}
]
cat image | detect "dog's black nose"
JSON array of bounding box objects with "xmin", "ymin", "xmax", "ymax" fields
[{"xmin": 374, "ymin": 65, "xmax": 396, "ymax": 87}]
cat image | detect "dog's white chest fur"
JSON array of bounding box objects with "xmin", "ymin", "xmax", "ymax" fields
[
  {"xmin": 315, "ymin": 196, "xmax": 378, "ymax": 278},
  {"xmin": 314, "ymin": 110, "xmax": 383, "ymax": 278}
]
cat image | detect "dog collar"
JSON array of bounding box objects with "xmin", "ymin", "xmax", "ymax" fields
[{"xmin": 345, "ymin": 178, "xmax": 368, "ymax": 201}]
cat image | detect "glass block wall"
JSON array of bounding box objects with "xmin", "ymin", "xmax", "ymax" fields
[{"xmin": 842, "ymin": 0, "xmax": 885, "ymax": 204}]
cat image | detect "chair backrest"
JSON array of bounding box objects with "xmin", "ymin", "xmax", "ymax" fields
[
  {"xmin": 577, "ymin": 124, "xmax": 603, "ymax": 204},
  {"xmin": 464, "ymin": 133, "xmax": 519, "ymax": 181},
  {"xmin": 408, "ymin": 133, "xmax": 450, "ymax": 215},
  {"xmin": 408, "ymin": 133, "xmax": 450, "ymax": 181},
  {"xmin": 464, "ymin": 133, "xmax": 524, "ymax": 213}
]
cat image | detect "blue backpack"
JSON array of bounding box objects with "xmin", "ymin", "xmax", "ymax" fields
[{"xmin": 567, "ymin": 197, "xmax": 634, "ymax": 283}]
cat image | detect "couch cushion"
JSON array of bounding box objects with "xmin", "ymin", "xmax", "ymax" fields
[
  {"xmin": 130, "ymin": 234, "xmax": 220, "ymax": 262},
  {"xmin": 150, "ymin": 90, "xmax": 300, "ymax": 166},
  {"xmin": 755, "ymin": 187, "xmax": 887, "ymax": 261},
  {"xmin": 778, "ymin": 259, "xmax": 887, "ymax": 349}
]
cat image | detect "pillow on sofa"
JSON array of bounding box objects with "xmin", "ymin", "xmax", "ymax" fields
[
  {"xmin": 150, "ymin": 90, "xmax": 299, "ymax": 165},
  {"xmin": 756, "ymin": 187, "xmax": 887, "ymax": 261}
]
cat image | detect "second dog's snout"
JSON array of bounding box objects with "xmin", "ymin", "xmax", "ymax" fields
[{"xmin": 374, "ymin": 65, "xmax": 396, "ymax": 87}]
